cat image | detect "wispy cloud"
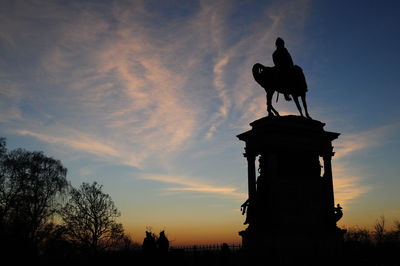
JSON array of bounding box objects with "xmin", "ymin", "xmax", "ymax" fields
[
  {"xmin": 335, "ymin": 123, "xmax": 398, "ymax": 159},
  {"xmin": 3, "ymin": 0, "xmax": 312, "ymax": 193},
  {"xmin": 140, "ymin": 174, "xmax": 246, "ymax": 199},
  {"xmin": 0, "ymin": 79, "xmax": 22, "ymax": 122},
  {"xmin": 16, "ymin": 129, "xmax": 119, "ymax": 157},
  {"xmin": 332, "ymin": 123, "xmax": 399, "ymax": 206},
  {"xmin": 333, "ymin": 165, "xmax": 371, "ymax": 206},
  {"xmin": 4, "ymin": 1, "xmax": 206, "ymax": 169}
]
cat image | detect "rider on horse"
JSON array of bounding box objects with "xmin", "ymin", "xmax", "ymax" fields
[{"xmin": 252, "ymin": 38, "xmax": 311, "ymax": 118}]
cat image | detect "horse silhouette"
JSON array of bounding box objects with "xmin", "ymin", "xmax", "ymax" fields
[{"xmin": 252, "ymin": 63, "xmax": 311, "ymax": 119}]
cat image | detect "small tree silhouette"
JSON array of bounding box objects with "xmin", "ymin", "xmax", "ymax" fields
[
  {"xmin": 374, "ymin": 215, "xmax": 386, "ymax": 243},
  {"xmin": 394, "ymin": 220, "xmax": 400, "ymax": 232},
  {"xmin": 60, "ymin": 182, "xmax": 125, "ymax": 253}
]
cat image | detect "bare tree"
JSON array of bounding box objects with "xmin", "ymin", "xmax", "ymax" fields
[
  {"xmin": 394, "ymin": 220, "xmax": 400, "ymax": 232},
  {"xmin": 0, "ymin": 138, "xmax": 5, "ymax": 155},
  {"xmin": 393, "ymin": 220, "xmax": 400, "ymax": 242},
  {"xmin": 374, "ymin": 215, "xmax": 386, "ymax": 243},
  {"xmin": 60, "ymin": 182, "xmax": 125, "ymax": 252}
]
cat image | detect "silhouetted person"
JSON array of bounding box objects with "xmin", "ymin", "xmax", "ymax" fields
[
  {"xmin": 221, "ymin": 243, "xmax": 230, "ymax": 255},
  {"xmin": 273, "ymin": 37, "xmax": 294, "ymax": 69},
  {"xmin": 219, "ymin": 243, "xmax": 231, "ymax": 264},
  {"xmin": 156, "ymin": 230, "xmax": 169, "ymax": 255},
  {"xmin": 142, "ymin": 231, "xmax": 156, "ymax": 255},
  {"xmin": 273, "ymin": 37, "xmax": 293, "ymax": 101},
  {"xmin": 334, "ymin": 204, "xmax": 343, "ymax": 222}
]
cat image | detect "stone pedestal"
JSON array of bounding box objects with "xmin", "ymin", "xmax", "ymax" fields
[{"xmin": 237, "ymin": 115, "xmax": 345, "ymax": 261}]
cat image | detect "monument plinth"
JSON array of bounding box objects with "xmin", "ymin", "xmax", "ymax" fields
[{"xmin": 237, "ymin": 115, "xmax": 344, "ymax": 261}]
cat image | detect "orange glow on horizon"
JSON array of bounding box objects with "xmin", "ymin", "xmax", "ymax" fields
[{"xmin": 124, "ymin": 223, "xmax": 243, "ymax": 246}]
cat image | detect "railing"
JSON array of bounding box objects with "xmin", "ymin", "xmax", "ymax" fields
[{"xmin": 170, "ymin": 244, "xmax": 242, "ymax": 254}]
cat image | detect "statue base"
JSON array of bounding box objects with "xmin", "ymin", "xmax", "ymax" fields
[{"xmin": 237, "ymin": 115, "xmax": 344, "ymax": 261}]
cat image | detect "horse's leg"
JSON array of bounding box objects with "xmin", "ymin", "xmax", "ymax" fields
[
  {"xmin": 301, "ymin": 94, "xmax": 311, "ymax": 119},
  {"xmin": 267, "ymin": 91, "xmax": 280, "ymax": 116},
  {"xmin": 271, "ymin": 102, "xmax": 280, "ymax": 116},
  {"xmin": 293, "ymin": 95, "xmax": 304, "ymax": 117},
  {"xmin": 266, "ymin": 92, "xmax": 274, "ymax": 116}
]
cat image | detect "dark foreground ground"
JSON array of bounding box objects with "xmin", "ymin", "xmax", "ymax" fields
[{"xmin": 13, "ymin": 243, "xmax": 398, "ymax": 266}]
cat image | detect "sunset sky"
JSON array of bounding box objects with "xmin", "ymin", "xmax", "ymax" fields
[{"xmin": 1, "ymin": 0, "xmax": 400, "ymax": 245}]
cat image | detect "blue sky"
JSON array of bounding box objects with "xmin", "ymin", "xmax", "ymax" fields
[{"xmin": 1, "ymin": 0, "xmax": 400, "ymax": 245}]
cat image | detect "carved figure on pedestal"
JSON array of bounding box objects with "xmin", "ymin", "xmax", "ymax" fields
[
  {"xmin": 240, "ymin": 199, "xmax": 250, "ymax": 224},
  {"xmin": 334, "ymin": 203, "xmax": 343, "ymax": 222},
  {"xmin": 252, "ymin": 38, "xmax": 311, "ymax": 119}
]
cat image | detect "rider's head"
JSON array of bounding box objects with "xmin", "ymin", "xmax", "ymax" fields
[{"xmin": 275, "ymin": 37, "xmax": 285, "ymax": 48}]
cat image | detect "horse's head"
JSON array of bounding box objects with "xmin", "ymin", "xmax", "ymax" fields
[
  {"xmin": 252, "ymin": 63, "xmax": 269, "ymax": 89},
  {"xmin": 252, "ymin": 63, "xmax": 263, "ymax": 75}
]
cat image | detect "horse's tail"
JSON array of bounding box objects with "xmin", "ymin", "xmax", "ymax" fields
[{"xmin": 293, "ymin": 65, "xmax": 308, "ymax": 92}]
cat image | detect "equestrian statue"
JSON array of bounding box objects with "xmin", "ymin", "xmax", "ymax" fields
[{"xmin": 252, "ymin": 37, "xmax": 311, "ymax": 119}]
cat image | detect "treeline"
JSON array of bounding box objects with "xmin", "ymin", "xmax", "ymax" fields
[
  {"xmin": 0, "ymin": 138, "xmax": 132, "ymax": 263},
  {"xmin": 344, "ymin": 216, "xmax": 400, "ymax": 245},
  {"xmin": 342, "ymin": 217, "xmax": 400, "ymax": 264}
]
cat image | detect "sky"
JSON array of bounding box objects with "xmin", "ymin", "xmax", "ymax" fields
[{"xmin": 1, "ymin": 0, "xmax": 400, "ymax": 245}]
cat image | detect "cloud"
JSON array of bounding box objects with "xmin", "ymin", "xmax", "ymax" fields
[
  {"xmin": 16, "ymin": 129, "xmax": 120, "ymax": 159},
  {"xmin": 0, "ymin": 79, "xmax": 23, "ymax": 122},
  {"xmin": 334, "ymin": 123, "xmax": 398, "ymax": 159},
  {"xmin": 14, "ymin": 125, "xmax": 163, "ymax": 169},
  {"xmin": 140, "ymin": 174, "xmax": 246, "ymax": 199},
  {"xmin": 333, "ymin": 165, "xmax": 371, "ymax": 206},
  {"xmin": 205, "ymin": 54, "xmax": 232, "ymax": 139},
  {"xmin": 4, "ymin": 1, "xmax": 209, "ymax": 169},
  {"xmin": 2, "ymin": 0, "xmax": 313, "ymax": 191},
  {"xmin": 331, "ymin": 123, "xmax": 399, "ymax": 206}
]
